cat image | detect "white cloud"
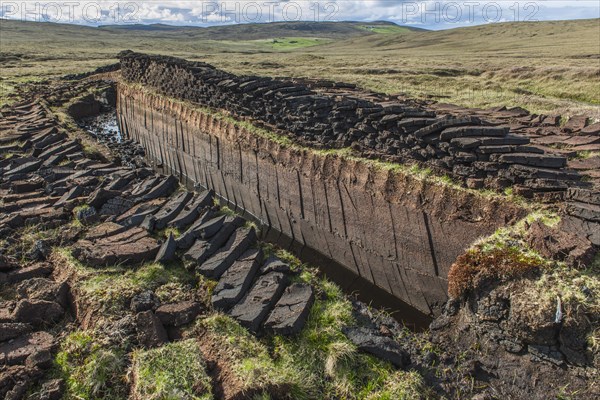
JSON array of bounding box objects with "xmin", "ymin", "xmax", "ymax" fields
[{"xmin": 0, "ymin": 1, "xmax": 598, "ymax": 28}]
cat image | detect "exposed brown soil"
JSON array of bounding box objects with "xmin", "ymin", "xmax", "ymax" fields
[
  {"xmin": 431, "ymin": 278, "xmax": 600, "ymax": 399},
  {"xmin": 195, "ymin": 328, "xmax": 293, "ymax": 400},
  {"xmin": 196, "ymin": 329, "xmax": 249, "ymax": 400},
  {"xmin": 526, "ymin": 220, "xmax": 596, "ymax": 267}
]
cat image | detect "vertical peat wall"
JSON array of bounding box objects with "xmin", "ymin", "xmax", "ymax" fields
[{"xmin": 116, "ymin": 83, "xmax": 525, "ymax": 316}]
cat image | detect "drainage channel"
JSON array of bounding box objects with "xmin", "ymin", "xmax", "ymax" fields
[{"xmin": 79, "ymin": 109, "xmax": 432, "ymax": 331}]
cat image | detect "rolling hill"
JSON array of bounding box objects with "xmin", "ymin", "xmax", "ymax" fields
[
  {"xmin": 0, "ymin": 18, "xmax": 598, "ymax": 117},
  {"xmin": 97, "ymin": 20, "xmax": 424, "ymax": 40},
  {"xmin": 336, "ymin": 18, "xmax": 600, "ymax": 58}
]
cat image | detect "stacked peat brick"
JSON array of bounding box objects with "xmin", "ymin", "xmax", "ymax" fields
[{"xmin": 118, "ymin": 51, "xmax": 595, "ymax": 197}]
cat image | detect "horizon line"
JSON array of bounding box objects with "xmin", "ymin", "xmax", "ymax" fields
[{"xmin": 2, "ymin": 16, "xmax": 599, "ymax": 32}]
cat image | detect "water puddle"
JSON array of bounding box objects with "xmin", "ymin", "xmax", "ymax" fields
[
  {"xmin": 79, "ymin": 110, "xmax": 122, "ymax": 143},
  {"xmin": 77, "ymin": 111, "xmax": 146, "ymax": 168}
]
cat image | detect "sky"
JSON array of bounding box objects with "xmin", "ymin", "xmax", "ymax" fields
[{"xmin": 0, "ymin": 1, "xmax": 599, "ymax": 30}]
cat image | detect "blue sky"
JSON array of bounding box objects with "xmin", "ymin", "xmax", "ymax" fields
[{"xmin": 1, "ymin": 1, "xmax": 599, "ymax": 30}]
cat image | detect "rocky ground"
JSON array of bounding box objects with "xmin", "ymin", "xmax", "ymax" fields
[{"xmin": 0, "ymin": 75, "xmax": 598, "ymax": 399}]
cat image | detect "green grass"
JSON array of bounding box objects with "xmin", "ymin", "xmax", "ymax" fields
[
  {"xmin": 154, "ymin": 281, "xmax": 197, "ymax": 304},
  {"xmin": 270, "ymin": 261, "xmax": 429, "ymax": 399},
  {"xmin": 158, "ymin": 227, "xmax": 182, "ymax": 239},
  {"xmin": 50, "ymin": 230, "xmax": 592, "ymax": 399},
  {"xmin": 363, "ymin": 370, "xmax": 427, "ymax": 399},
  {"xmin": 261, "ymin": 37, "xmax": 333, "ymax": 50},
  {"xmin": 450, "ymin": 207, "xmax": 600, "ymax": 357},
  {"xmin": 51, "ymin": 250, "xmax": 205, "ymax": 399},
  {"xmin": 530, "ymin": 256, "xmax": 600, "ymax": 359},
  {"xmin": 244, "ymin": 220, "xmax": 260, "ymax": 232},
  {"xmin": 49, "ymin": 248, "xmax": 207, "ymax": 399},
  {"xmin": 0, "ymin": 75, "xmax": 45, "ymax": 106},
  {"xmin": 83, "ymin": 144, "xmax": 104, "ymax": 160},
  {"xmin": 447, "ymin": 209, "xmax": 563, "ymax": 297},
  {"xmin": 358, "ymin": 25, "xmax": 414, "ymax": 35},
  {"xmin": 56, "ymin": 331, "xmax": 128, "ymax": 399},
  {"xmin": 536, "ymin": 263, "xmax": 600, "ymax": 315},
  {"xmin": 1, "ymin": 152, "xmax": 16, "ymax": 160},
  {"xmin": 196, "ymin": 247, "xmax": 429, "ymax": 399},
  {"xmin": 198, "ymin": 314, "xmax": 296, "ymax": 394},
  {"xmin": 471, "ymin": 209, "xmax": 561, "ymax": 258},
  {"xmin": 131, "ymin": 340, "xmax": 212, "ymax": 400},
  {"xmin": 4, "ymin": 18, "xmax": 599, "ymax": 397},
  {"xmin": 217, "ymin": 204, "xmax": 237, "ymax": 217},
  {"xmin": 71, "ymin": 205, "xmax": 91, "ymax": 215},
  {"xmin": 574, "ymin": 151, "xmax": 600, "ymax": 160}
]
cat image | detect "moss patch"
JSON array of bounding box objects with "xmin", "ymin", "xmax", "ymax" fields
[
  {"xmin": 448, "ymin": 246, "xmax": 545, "ymax": 298},
  {"xmin": 448, "ymin": 209, "xmax": 563, "ymax": 298}
]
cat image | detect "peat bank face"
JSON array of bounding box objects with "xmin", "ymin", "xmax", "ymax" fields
[{"xmin": 115, "ymin": 62, "xmax": 523, "ymax": 317}]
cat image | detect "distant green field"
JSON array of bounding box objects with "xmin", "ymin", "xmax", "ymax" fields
[
  {"xmin": 1, "ymin": 18, "xmax": 599, "ymax": 118},
  {"xmin": 265, "ymin": 37, "xmax": 333, "ymax": 50},
  {"xmin": 358, "ymin": 24, "xmax": 414, "ymax": 34}
]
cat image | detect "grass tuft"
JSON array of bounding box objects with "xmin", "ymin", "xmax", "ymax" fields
[
  {"xmin": 158, "ymin": 227, "xmax": 182, "ymax": 239},
  {"xmin": 574, "ymin": 151, "xmax": 600, "ymax": 160},
  {"xmin": 195, "ymin": 253, "xmax": 427, "ymax": 399},
  {"xmin": 218, "ymin": 205, "xmax": 237, "ymax": 217},
  {"xmin": 83, "ymin": 144, "xmax": 103, "ymax": 160},
  {"xmin": 131, "ymin": 340, "xmax": 212, "ymax": 400},
  {"xmin": 56, "ymin": 331, "xmax": 128, "ymax": 399},
  {"xmin": 364, "ymin": 370, "xmax": 428, "ymax": 400}
]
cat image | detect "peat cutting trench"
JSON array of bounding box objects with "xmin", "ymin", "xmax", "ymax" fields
[
  {"xmin": 114, "ymin": 52, "xmax": 599, "ymax": 315},
  {"xmin": 81, "ymin": 107, "xmax": 432, "ymax": 330},
  {"xmin": 1, "ymin": 52, "xmax": 599, "ymax": 399}
]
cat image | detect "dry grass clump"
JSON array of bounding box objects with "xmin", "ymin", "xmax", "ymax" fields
[{"xmin": 448, "ymin": 246, "xmax": 545, "ymax": 299}]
